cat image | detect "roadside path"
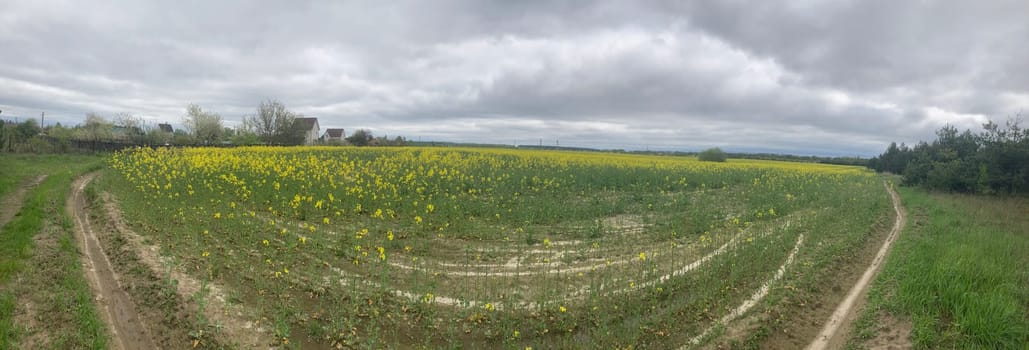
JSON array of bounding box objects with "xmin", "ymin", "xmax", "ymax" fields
[
  {"xmin": 806, "ymin": 182, "xmax": 906, "ymax": 350},
  {"xmin": 68, "ymin": 173, "xmax": 156, "ymax": 350}
]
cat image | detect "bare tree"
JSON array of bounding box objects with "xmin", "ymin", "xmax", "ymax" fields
[
  {"xmin": 113, "ymin": 112, "xmax": 146, "ymax": 144},
  {"xmin": 80, "ymin": 112, "xmax": 113, "ymax": 142},
  {"xmin": 243, "ymin": 99, "xmax": 301, "ymax": 145},
  {"xmin": 183, "ymin": 104, "xmax": 223, "ymax": 145}
]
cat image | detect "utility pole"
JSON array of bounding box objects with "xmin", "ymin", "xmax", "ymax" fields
[{"xmin": 539, "ymin": 138, "xmax": 542, "ymax": 147}]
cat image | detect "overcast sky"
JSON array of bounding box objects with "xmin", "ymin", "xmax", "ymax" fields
[{"xmin": 2, "ymin": 1, "xmax": 1026, "ymax": 156}]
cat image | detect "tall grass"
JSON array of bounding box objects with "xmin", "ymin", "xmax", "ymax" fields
[{"xmin": 859, "ymin": 188, "xmax": 1029, "ymax": 348}]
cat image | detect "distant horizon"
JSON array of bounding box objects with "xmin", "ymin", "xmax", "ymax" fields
[{"xmin": 0, "ymin": 111, "xmax": 998, "ymax": 159}]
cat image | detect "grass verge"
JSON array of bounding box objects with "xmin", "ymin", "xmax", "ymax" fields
[
  {"xmin": 850, "ymin": 187, "xmax": 1029, "ymax": 349},
  {"xmin": 0, "ymin": 155, "xmax": 106, "ymax": 349}
]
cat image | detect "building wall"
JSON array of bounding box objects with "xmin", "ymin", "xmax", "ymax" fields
[{"xmin": 305, "ymin": 128, "xmax": 318, "ymax": 145}]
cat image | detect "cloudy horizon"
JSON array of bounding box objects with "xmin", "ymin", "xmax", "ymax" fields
[{"xmin": 2, "ymin": 1, "xmax": 1026, "ymax": 156}]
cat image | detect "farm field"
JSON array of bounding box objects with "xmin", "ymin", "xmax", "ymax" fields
[{"xmin": 87, "ymin": 146, "xmax": 893, "ymax": 349}]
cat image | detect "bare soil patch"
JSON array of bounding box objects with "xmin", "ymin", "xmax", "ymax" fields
[
  {"xmin": 0, "ymin": 175, "xmax": 47, "ymax": 229},
  {"xmin": 862, "ymin": 312, "xmax": 913, "ymax": 350}
]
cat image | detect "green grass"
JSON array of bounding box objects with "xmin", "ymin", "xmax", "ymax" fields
[
  {"xmin": 0, "ymin": 154, "xmax": 97, "ymax": 198},
  {"xmin": 852, "ymin": 187, "xmax": 1029, "ymax": 349},
  {"xmin": 0, "ymin": 155, "xmax": 106, "ymax": 349}
]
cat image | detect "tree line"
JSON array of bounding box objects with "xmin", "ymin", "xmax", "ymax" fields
[
  {"xmin": 0, "ymin": 99, "xmax": 405, "ymax": 153},
  {"xmin": 868, "ymin": 119, "xmax": 1029, "ymax": 194}
]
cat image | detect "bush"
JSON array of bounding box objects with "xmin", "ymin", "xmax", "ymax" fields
[{"xmin": 697, "ymin": 147, "xmax": 728, "ymax": 162}]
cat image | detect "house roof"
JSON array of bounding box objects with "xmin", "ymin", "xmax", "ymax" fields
[
  {"xmin": 157, "ymin": 123, "xmax": 173, "ymax": 133},
  {"xmin": 295, "ymin": 117, "xmax": 319, "ymax": 128},
  {"xmin": 324, "ymin": 128, "xmax": 345, "ymax": 138}
]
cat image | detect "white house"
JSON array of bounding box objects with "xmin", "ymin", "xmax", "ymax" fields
[
  {"xmin": 322, "ymin": 128, "xmax": 345, "ymax": 142},
  {"xmin": 295, "ymin": 117, "xmax": 319, "ymax": 145}
]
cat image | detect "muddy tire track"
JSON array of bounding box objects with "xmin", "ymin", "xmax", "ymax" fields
[
  {"xmin": 806, "ymin": 182, "xmax": 906, "ymax": 350},
  {"xmin": 0, "ymin": 175, "xmax": 47, "ymax": 230},
  {"xmin": 68, "ymin": 172, "xmax": 156, "ymax": 350},
  {"xmin": 99, "ymin": 192, "xmax": 274, "ymax": 349}
]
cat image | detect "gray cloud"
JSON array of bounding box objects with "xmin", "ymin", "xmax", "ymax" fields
[{"xmin": 1, "ymin": 0, "xmax": 1025, "ymax": 156}]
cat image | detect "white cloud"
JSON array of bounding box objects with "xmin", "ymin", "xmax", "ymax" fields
[{"xmin": 0, "ymin": 0, "xmax": 1025, "ymax": 157}]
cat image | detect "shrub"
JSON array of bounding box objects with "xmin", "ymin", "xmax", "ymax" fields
[{"xmin": 697, "ymin": 147, "xmax": 728, "ymax": 162}]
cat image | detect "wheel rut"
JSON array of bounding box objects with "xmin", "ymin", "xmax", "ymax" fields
[
  {"xmin": 68, "ymin": 172, "xmax": 156, "ymax": 350},
  {"xmin": 0, "ymin": 175, "xmax": 47, "ymax": 230},
  {"xmin": 806, "ymin": 182, "xmax": 906, "ymax": 350}
]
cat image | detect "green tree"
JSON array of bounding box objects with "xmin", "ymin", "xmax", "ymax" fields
[
  {"xmin": 346, "ymin": 129, "xmax": 373, "ymax": 146},
  {"xmin": 877, "ymin": 119, "xmax": 1029, "ymax": 194},
  {"xmin": 697, "ymin": 147, "xmax": 728, "ymax": 162},
  {"xmin": 13, "ymin": 119, "xmax": 40, "ymax": 144},
  {"xmin": 231, "ymin": 127, "xmax": 261, "ymax": 145}
]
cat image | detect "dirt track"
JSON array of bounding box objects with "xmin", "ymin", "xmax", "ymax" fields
[
  {"xmin": 68, "ymin": 173, "xmax": 156, "ymax": 350},
  {"xmin": 806, "ymin": 182, "xmax": 906, "ymax": 349},
  {"xmin": 99, "ymin": 192, "xmax": 273, "ymax": 349},
  {"xmin": 0, "ymin": 175, "xmax": 47, "ymax": 229}
]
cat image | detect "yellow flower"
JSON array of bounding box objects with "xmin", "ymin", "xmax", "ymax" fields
[
  {"xmin": 543, "ymin": 238, "xmax": 551, "ymax": 247},
  {"xmin": 483, "ymin": 303, "xmax": 495, "ymax": 311},
  {"xmin": 323, "ymin": 217, "xmax": 330, "ymax": 224},
  {"xmin": 299, "ymin": 236, "xmax": 306, "ymax": 244},
  {"xmin": 387, "ymin": 231, "xmax": 394, "ymax": 241},
  {"xmin": 213, "ymin": 212, "xmax": 221, "ymax": 219},
  {"xmin": 202, "ymin": 251, "xmax": 210, "ymax": 257},
  {"xmin": 559, "ymin": 305, "xmax": 567, "ymax": 313},
  {"xmin": 639, "ymin": 252, "xmax": 647, "ymax": 261},
  {"xmin": 262, "ymin": 239, "xmax": 269, "ymax": 246}
]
